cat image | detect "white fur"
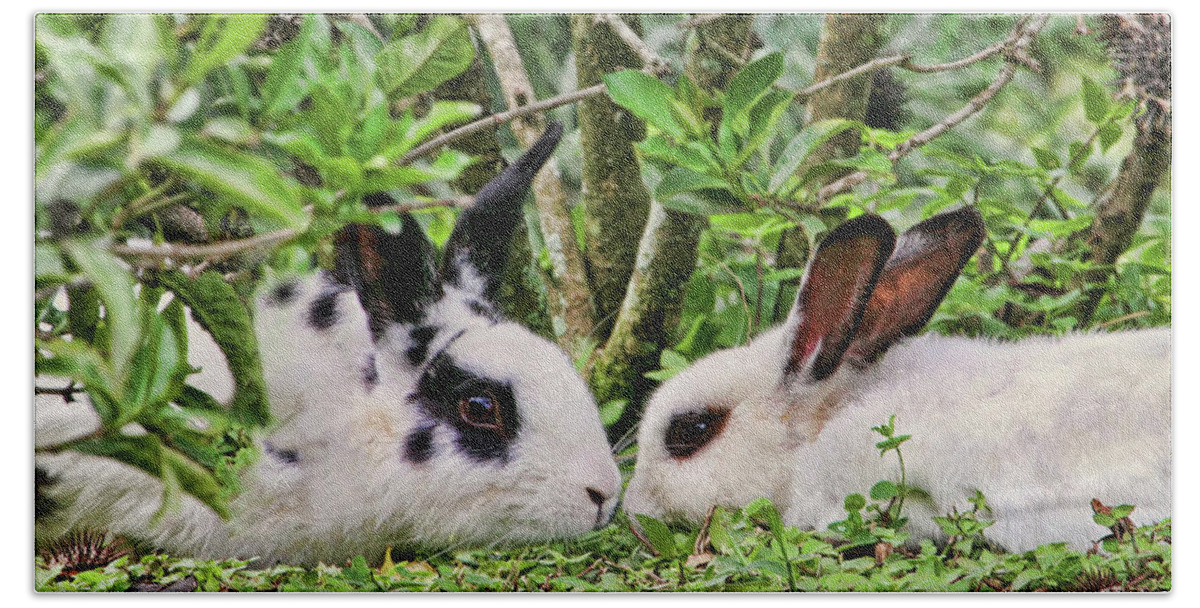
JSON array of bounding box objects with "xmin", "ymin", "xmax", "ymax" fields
[
  {"xmin": 625, "ymin": 326, "xmax": 1171, "ymax": 552},
  {"xmin": 37, "ymin": 273, "xmax": 620, "ymax": 564}
]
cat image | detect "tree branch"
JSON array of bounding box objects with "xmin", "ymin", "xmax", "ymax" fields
[
  {"xmin": 469, "ymin": 13, "xmax": 596, "ymax": 353},
  {"xmin": 817, "ymin": 14, "xmax": 1049, "ymax": 201},
  {"xmin": 401, "ymin": 84, "xmax": 607, "ymax": 163},
  {"xmin": 110, "ymin": 228, "xmax": 301, "ymax": 263}
]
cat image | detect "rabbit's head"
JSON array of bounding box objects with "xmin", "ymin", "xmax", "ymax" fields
[
  {"xmin": 624, "ymin": 208, "xmax": 985, "ymax": 525},
  {"xmin": 249, "ymin": 123, "xmax": 620, "ymax": 551}
]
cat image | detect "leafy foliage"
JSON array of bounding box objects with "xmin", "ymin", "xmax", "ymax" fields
[
  {"xmin": 35, "ymin": 14, "xmax": 1170, "ymax": 591},
  {"xmin": 35, "ymin": 14, "xmax": 483, "ymax": 515}
]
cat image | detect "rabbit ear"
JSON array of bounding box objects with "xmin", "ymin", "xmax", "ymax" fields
[
  {"xmin": 784, "ymin": 214, "xmax": 895, "ymax": 382},
  {"xmin": 844, "ymin": 207, "xmax": 986, "ymax": 367},
  {"xmin": 441, "ymin": 122, "xmax": 563, "ymax": 300},
  {"xmin": 333, "ymin": 192, "xmax": 440, "ymax": 339}
]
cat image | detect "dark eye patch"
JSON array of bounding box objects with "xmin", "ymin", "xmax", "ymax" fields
[
  {"xmin": 664, "ymin": 407, "xmax": 730, "ymax": 459},
  {"xmin": 411, "ymin": 353, "xmax": 520, "ymax": 463}
]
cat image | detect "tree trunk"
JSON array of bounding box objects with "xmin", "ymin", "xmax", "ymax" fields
[
  {"xmin": 1075, "ymin": 13, "xmax": 1172, "ymax": 326},
  {"xmin": 1077, "ymin": 127, "xmax": 1171, "ymax": 325},
  {"xmin": 598, "ymin": 14, "xmax": 755, "ymax": 443},
  {"xmin": 774, "ymin": 14, "xmax": 887, "ymax": 322},
  {"xmin": 572, "ymin": 14, "xmax": 652, "ymax": 340},
  {"xmin": 470, "ymin": 14, "xmax": 596, "ymax": 354}
]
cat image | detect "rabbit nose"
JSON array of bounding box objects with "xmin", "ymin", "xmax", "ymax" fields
[{"xmin": 586, "ymin": 487, "xmax": 608, "ymax": 507}]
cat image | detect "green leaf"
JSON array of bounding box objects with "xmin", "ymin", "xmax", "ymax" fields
[
  {"xmin": 870, "ymin": 480, "xmax": 898, "ymax": 501},
  {"xmin": 36, "ymin": 339, "xmax": 120, "ymax": 424},
  {"xmin": 361, "ymin": 149, "xmax": 472, "ymax": 192},
  {"xmin": 261, "ymin": 15, "xmax": 329, "ymax": 119},
  {"xmin": 1099, "ymin": 121, "xmax": 1123, "ymax": 152},
  {"xmin": 598, "ymin": 400, "xmax": 627, "ymax": 427},
  {"xmin": 843, "ymin": 493, "xmax": 866, "ymax": 513},
  {"xmin": 1081, "ymin": 76, "xmax": 1109, "ymax": 125},
  {"xmin": 156, "ymin": 270, "xmax": 271, "ymax": 427},
  {"xmin": 722, "ymin": 52, "xmax": 785, "ymax": 130},
  {"xmin": 155, "ymin": 135, "xmax": 308, "ymax": 229},
  {"xmin": 638, "ymin": 136, "xmax": 720, "ymax": 174},
  {"xmin": 1111, "ymin": 504, "xmax": 1135, "ymax": 519},
  {"xmin": 1031, "ymin": 147, "xmax": 1060, "ymax": 170},
  {"xmin": 634, "ymin": 514, "xmax": 677, "ymax": 558},
  {"xmin": 100, "ymin": 14, "xmax": 171, "ymax": 112},
  {"xmin": 655, "ymin": 167, "xmax": 734, "ymax": 201},
  {"xmin": 201, "ymin": 116, "xmax": 257, "ymax": 146},
  {"xmin": 396, "ymin": 100, "xmax": 482, "ymax": 157},
  {"xmin": 63, "ymin": 242, "xmax": 140, "ymax": 379},
  {"xmin": 734, "ymin": 88, "xmax": 795, "ymax": 168},
  {"xmin": 769, "ymin": 119, "xmax": 860, "ymax": 193},
  {"xmin": 182, "ymin": 15, "xmax": 268, "ymax": 88},
  {"xmin": 375, "ymin": 16, "xmax": 474, "ymax": 98},
  {"xmin": 603, "ymin": 70, "xmax": 686, "ymax": 140},
  {"xmin": 657, "ymin": 193, "xmax": 741, "ymax": 217},
  {"xmin": 875, "ymin": 434, "xmax": 911, "ymax": 454},
  {"xmin": 306, "ymin": 79, "xmax": 356, "ymax": 156}
]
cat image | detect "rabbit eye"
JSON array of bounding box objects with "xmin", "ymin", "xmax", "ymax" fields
[
  {"xmin": 664, "ymin": 408, "xmax": 729, "ymax": 459},
  {"xmin": 459, "ymin": 394, "xmax": 506, "ymax": 436}
]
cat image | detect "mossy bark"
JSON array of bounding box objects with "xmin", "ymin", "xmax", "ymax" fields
[
  {"xmin": 596, "ymin": 15, "xmax": 755, "ymax": 442},
  {"xmin": 572, "ymin": 14, "xmax": 652, "ymax": 340},
  {"xmin": 1077, "ymin": 127, "xmax": 1171, "ymax": 325}
]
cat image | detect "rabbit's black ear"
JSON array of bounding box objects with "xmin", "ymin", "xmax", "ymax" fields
[
  {"xmin": 441, "ymin": 122, "xmax": 563, "ymax": 300},
  {"xmin": 843, "ymin": 207, "xmax": 985, "ymax": 367},
  {"xmin": 783, "ymin": 214, "xmax": 895, "ymax": 382},
  {"xmin": 334, "ymin": 193, "xmax": 440, "ymax": 339}
]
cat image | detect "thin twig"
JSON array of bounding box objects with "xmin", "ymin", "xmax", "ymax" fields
[
  {"xmin": 35, "ymin": 383, "xmax": 84, "ymax": 403},
  {"xmin": 110, "ymin": 227, "xmax": 300, "ymax": 262},
  {"xmin": 891, "ymin": 16, "xmax": 1046, "ymax": 157},
  {"xmin": 796, "ymin": 54, "xmax": 911, "ymax": 100},
  {"xmin": 400, "ymin": 84, "xmax": 607, "ymax": 163},
  {"xmin": 1096, "ymin": 310, "xmax": 1150, "ymax": 329},
  {"xmin": 369, "ymin": 196, "xmax": 472, "ymax": 214},
  {"xmin": 700, "ymin": 33, "xmax": 750, "ymax": 68},
  {"xmin": 595, "ymin": 14, "xmax": 671, "ymax": 75},
  {"xmin": 901, "ymin": 38, "xmax": 1009, "ymax": 73},
  {"xmin": 817, "ymin": 15, "xmax": 1049, "ymax": 201}
]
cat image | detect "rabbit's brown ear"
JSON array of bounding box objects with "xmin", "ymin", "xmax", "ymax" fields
[
  {"xmin": 844, "ymin": 207, "xmax": 986, "ymax": 367},
  {"xmin": 334, "ymin": 195, "xmax": 440, "ymax": 340},
  {"xmin": 784, "ymin": 214, "xmax": 895, "ymax": 382}
]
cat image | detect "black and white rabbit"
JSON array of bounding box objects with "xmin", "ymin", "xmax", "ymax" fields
[
  {"xmin": 624, "ymin": 208, "xmax": 1170, "ymax": 552},
  {"xmin": 36, "ymin": 123, "xmax": 621, "ymax": 565}
]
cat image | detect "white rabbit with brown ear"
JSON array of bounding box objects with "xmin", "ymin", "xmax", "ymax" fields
[
  {"xmin": 37, "ymin": 123, "xmax": 622, "ymax": 565},
  {"xmin": 624, "ymin": 207, "xmax": 1170, "ymax": 552}
]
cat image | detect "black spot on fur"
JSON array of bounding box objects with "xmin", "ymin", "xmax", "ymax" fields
[
  {"xmin": 406, "ymin": 326, "xmax": 438, "ymax": 365},
  {"xmin": 267, "ymin": 280, "xmax": 300, "ymax": 306},
  {"xmin": 404, "ymin": 425, "xmax": 436, "ymax": 464},
  {"xmin": 307, "ymin": 291, "xmax": 340, "ymax": 330},
  {"xmin": 264, "ymin": 442, "xmax": 300, "ymax": 465},
  {"xmin": 413, "ymin": 353, "xmax": 519, "ymax": 463},
  {"xmin": 35, "ymin": 467, "xmax": 60, "ymax": 522},
  {"xmin": 361, "ymin": 353, "xmax": 379, "ymax": 390}
]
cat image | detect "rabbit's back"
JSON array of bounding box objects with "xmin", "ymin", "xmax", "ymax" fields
[{"xmin": 793, "ymin": 328, "xmax": 1171, "ymax": 551}]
